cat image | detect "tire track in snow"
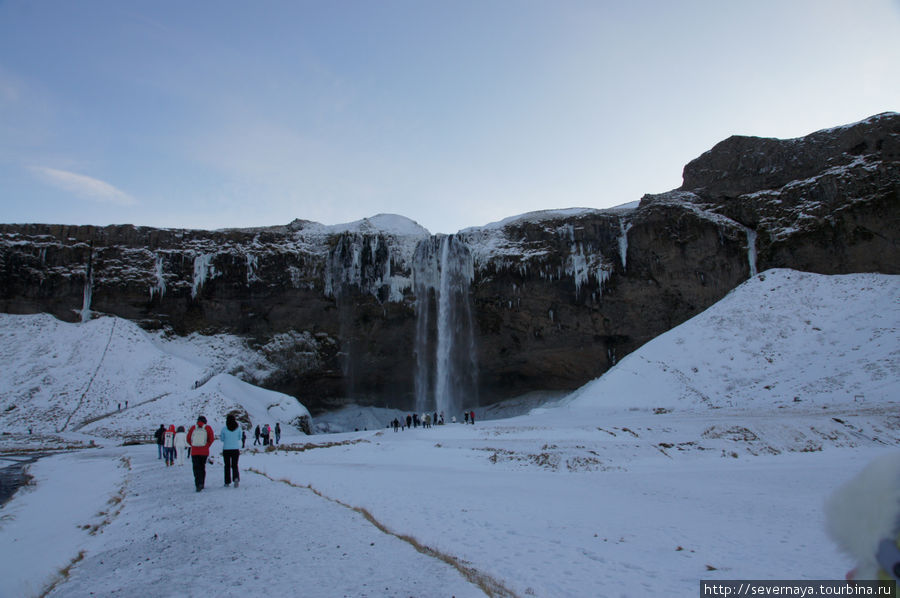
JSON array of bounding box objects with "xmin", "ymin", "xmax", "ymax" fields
[{"xmin": 249, "ymin": 467, "xmax": 520, "ymax": 598}]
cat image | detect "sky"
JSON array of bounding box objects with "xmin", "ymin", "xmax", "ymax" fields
[{"xmin": 1, "ymin": 1, "xmax": 898, "ymax": 234}]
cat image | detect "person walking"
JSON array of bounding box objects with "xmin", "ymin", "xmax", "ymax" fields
[
  {"xmin": 187, "ymin": 416, "xmax": 215, "ymax": 492},
  {"xmin": 220, "ymin": 414, "xmax": 242, "ymax": 488},
  {"xmin": 241, "ymin": 429, "xmax": 246, "ymax": 449},
  {"xmin": 154, "ymin": 424, "xmax": 165, "ymax": 459},
  {"xmin": 253, "ymin": 425, "xmax": 261, "ymax": 446},
  {"xmin": 275, "ymin": 423, "xmax": 281, "ymax": 445},
  {"xmin": 470, "ymin": 410, "xmax": 475, "ymax": 425},
  {"xmin": 174, "ymin": 425, "xmax": 188, "ymax": 466},
  {"xmin": 163, "ymin": 425, "xmax": 176, "ymax": 466}
]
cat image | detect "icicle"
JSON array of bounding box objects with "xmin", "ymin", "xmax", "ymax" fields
[
  {"xmin": 246, "ymin": 253, "xmax": 259, "ymax": 285},
  {"xmin": 150, "ymin": 254, "xmax": 166, "ymax": 299},
  {"xmin": 192, "ymin": 253, "xmax": 215, "ymax": 299},
  {"xmin": 566, "ymin": 243, "xmax": 591, "ymax": 299}
]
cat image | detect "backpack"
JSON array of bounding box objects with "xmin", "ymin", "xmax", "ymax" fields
[{"xmin": 190, "ymin": 425, "xmax": 208, "ymax": 447}]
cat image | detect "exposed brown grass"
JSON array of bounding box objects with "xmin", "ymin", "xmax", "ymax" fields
[{"xmin": 38, "ymin": 550, "xmax": 86, "ymax": 597}]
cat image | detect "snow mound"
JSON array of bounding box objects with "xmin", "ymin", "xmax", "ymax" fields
[
  {"xmin": 562, "ymin": 269, "xmax": 899, "ymax": 414},
  {"xmin": 0, "ymin": 313, "xmax": 310, "ymax": 439}
]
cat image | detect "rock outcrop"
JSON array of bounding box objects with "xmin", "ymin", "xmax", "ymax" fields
[{"xmin": 2, "ymin": 113, "xmax": 898, "ymax": 413}]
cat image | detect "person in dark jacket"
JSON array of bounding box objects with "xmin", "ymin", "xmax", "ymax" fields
[
  {"xmin": 154, "ymin": 424, "xmax": 165, "ymax": 459},
  {"xmin": 220, "ymin": 414, "xmax": 242, "ymax": 488},
  {"xmin": 187, "ymin": 416, "xmax": 215, "ymax": 492},
  {"xmin": 253, "ymin": 425, "xmax": 261, "ymax": 446}
]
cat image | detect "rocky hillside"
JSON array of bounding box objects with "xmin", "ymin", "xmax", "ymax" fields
[{"xmin": 1, "ymin": 113, "xmax": 897, "ymax": 413}]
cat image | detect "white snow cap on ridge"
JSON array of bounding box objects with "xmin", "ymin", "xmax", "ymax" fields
[
  {"xmin": 462, "ymin": 203, "xmax": 638, "ymax": 234},
  {"xmin": 294, "ymin": 213, "xmax": 431, "ymax": 238}
]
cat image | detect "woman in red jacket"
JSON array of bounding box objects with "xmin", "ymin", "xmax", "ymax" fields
[{"xmin": 187, "ymin": 415, "xmax": 215, "ymax": 492}]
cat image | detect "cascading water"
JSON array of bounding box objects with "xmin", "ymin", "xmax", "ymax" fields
[
  {"xmin": 413, "ymin": 235, "xmax": 477, "ymax": 418},
  {"xmin": 81, "ymin": 242, "xmax": 93, "ymax": 323}
]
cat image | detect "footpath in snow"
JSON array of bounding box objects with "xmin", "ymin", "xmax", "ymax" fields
[{"xmin": 0, "ymin": 445, "xmax": 487, "ymax": 598}]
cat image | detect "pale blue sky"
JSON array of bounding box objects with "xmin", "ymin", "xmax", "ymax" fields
[{"xmin": 1, "ymin": 0, "xmax": 898, "ymax": 234}]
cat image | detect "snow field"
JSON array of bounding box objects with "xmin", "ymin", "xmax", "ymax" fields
[
  {"xmin": 4, "ymin": 446, "xmax": 485, "ymax": 598},
  {"xmin": 0, "ymin": 268, "xmax": 897, "ymax": 596},
  {"xmin": 0, "ymin": 450, "xmax": 126, "ymax": 598},
  {"xmin": 244, "ymin": 417, "xmax": 894, "ymax": 597}
]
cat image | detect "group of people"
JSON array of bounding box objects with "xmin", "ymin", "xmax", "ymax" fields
[
  {"xmin": 390, "ymin": 410, "xmax": 476, "ymax": 431},
  {"xmin": 153, "ymin": 414, "xmax": 249, "ymax": 492},
  {"xmin": 253, "ymin": 423, "xmax": 280, "ymax": 446},
  {"xmin": 154, "ymin": 424, "xmax": 188, "ymax": 466}
]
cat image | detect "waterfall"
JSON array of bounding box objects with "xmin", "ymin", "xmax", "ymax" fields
[
  {"xmin": 413, "ymin": 235, "xmax": 477, "ymax": 417},
  {"xmin": 744, "ymin": 227, "xmax": 758, "ymax": 277},
  {"xmin": 80, "ymin": 269, "xmax": 92, "ymax": 323},
  {"xmin": 618, "ymin": 217, "xmax": 632, "ymax": 271},
  {"xmin": 80, "ymin": 242, "xmax": 93, "ymax": 323}
]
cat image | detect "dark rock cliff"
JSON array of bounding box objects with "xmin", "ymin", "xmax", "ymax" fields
[{"xmin": 2, "ymin": 113, "xmax": 898, "ymax": 413}]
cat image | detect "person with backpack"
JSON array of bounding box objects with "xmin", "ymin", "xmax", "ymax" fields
[
  {"xmin": 154, "ymin": 424, "xmax": 165, "ymax": 459},
  {"xmin": 174, "ymin": 425, "xmax": 188, "ymax": 466},
  {"xmin": 253, "ymin": 424, "xmax": 261, "ymax": 446},
  {"xmin": 163, "ymin": 425, "xmax": 176, "ymax": 466},
  {"xmin": 220, "ymin": 414, "xmax": 242, "ymax": 488},
  {"xmin": 187, "ymin": 415, "xmax": 215, "ymax": 492}
]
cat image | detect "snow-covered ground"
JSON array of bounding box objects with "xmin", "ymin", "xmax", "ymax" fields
[
  {"xmin": 0, "ymin": 269, "xmax": 897, "ymax": 597},
  {"xmin": 0, "ymin": 313, "xmax": 309, "ymax": 441}
]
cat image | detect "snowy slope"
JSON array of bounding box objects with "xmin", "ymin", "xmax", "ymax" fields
[
  {"xmin": 561, "ymin": 269, "xmax": 898, "ymax": 413},
  {"xmin": 0, "ymin": 314, "xmax": 309, "ymax": 439}
]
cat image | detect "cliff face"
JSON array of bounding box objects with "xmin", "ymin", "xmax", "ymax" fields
[{"xmin": 2, "ymin": 113, "xmax": 898, "ymax": 413}]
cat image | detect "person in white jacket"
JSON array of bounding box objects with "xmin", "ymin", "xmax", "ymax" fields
[{"xmin": 173, "ymin": 425, "xmax": 188, "ymax": 466}]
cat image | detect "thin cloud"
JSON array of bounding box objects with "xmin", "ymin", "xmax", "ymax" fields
[{"xmin": 31, "ymin": 167, "xmax": 138, "ymax": 206}]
